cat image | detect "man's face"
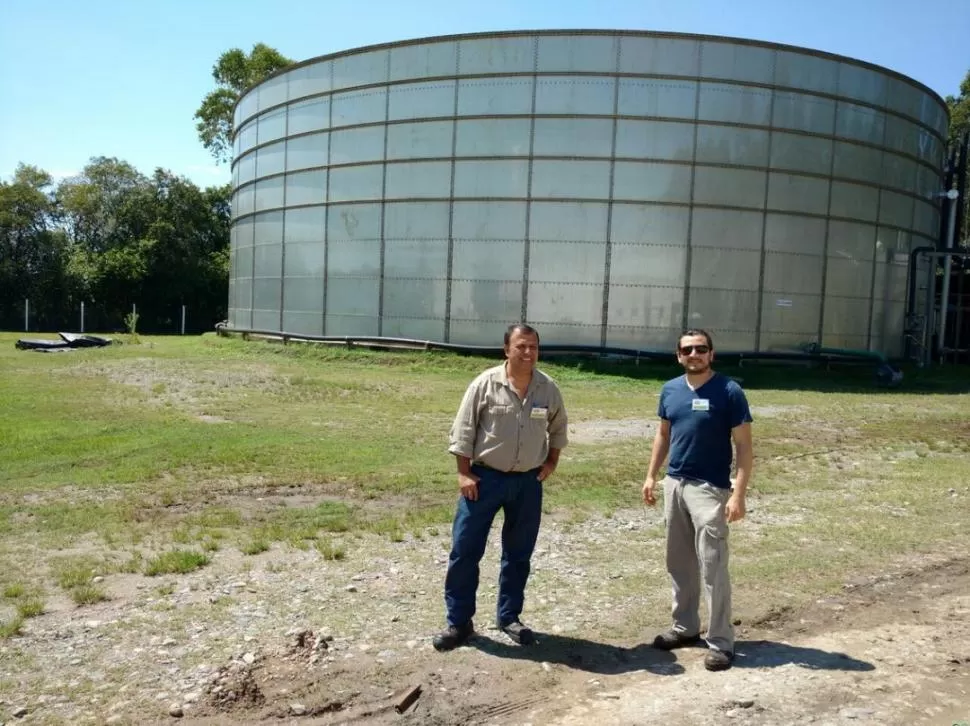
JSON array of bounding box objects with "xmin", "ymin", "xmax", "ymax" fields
[
  {"xmin": 677, "ymin": 334, "xmax": 713, "ymax": 374},
  {"xmin": 505, "ymin": 330, "xmax": 539, "ymax": 370}
]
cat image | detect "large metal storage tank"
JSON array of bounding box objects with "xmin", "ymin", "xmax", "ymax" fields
[{"xmin": 227, "ymin": 30, "xmax": 949, "ymax": 355}]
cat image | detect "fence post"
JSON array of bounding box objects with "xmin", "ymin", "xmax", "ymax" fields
[
  {"xmin": 181, "ymin": 305, "xmax": 186, "ymax": 335},
  {"xmin": 24, "ymin": 299, "xmax": 29, "ymax": 332},
  {"xmin": 80, "ymin": 301, "xmax": 85, "ymax": 333}
]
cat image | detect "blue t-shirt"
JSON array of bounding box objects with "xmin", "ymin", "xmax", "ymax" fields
[{"xmin": 657, "ymin": 373, "xmax": 752, "ymax": 489}]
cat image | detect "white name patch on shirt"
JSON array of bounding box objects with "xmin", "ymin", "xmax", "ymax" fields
[
  {"xmin": 691, "ymin": 398, "xmax": 710, "ymax": 412},
  {"xmin": 530, "ymin": 406, "xmax": 548, "ymax": 420}
]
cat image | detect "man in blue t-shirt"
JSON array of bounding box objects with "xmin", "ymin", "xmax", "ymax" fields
[{"xmin": 642, "ymin": 329, "xmax": 753, "ymax": 671}]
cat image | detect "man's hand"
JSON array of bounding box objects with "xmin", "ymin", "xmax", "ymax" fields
[
  {"xmin": 725, "ymin": 493, "xmax": 746, "ymax": 523},
  {"xmin": 459, "ymin": 472, "xmax": 480, "ymax": 500},
  {"xmin": 642, "ymin": 476, "xmax": 658, "ymax": 506},
  {"xmin": 537, "ymin": 459, "xmax": 557, "ymax": 482}
]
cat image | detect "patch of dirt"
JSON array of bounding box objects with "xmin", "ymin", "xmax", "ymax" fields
[
  {"xmin": 156, "ymin": 552, "xmax": 970, "ymax": 726},
  {"xmin": 3, "ymin": 509, "xmax": 968, "ymax": 726},
  {"xmin": 749, "ymin": 404, "xmax": 806, "ymax": 418},
  {"xmin": 568, "ymin": 406, "xmax": 805, "ymax": 446},
  {"xmin": 568, "ymin": 419, "xmax": 656, "ymax": 444},
  {"xmin": 550, "ymin": 556, "xmax": 970, "ymax": 725},
  {"xmin": 149, "ymin": 480, "xmax": 428, "ymax": 524},
  {"xmin": 57, "ymin": 358, "xmax": 286, "ymax": 416}
]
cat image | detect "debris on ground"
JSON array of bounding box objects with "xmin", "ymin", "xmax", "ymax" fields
[
  {"xmin": 394, "ymin": 684, "xmax": 422, "ymax": 714},
  {"xmin": 15, "ymin": 332, "xmax": 114, "ymax": 352}
]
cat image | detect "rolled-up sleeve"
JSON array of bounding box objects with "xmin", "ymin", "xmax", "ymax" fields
[
  {"xmin": 448, "ymin": 379, "xmax": 481, "ymax": 458},
  {"xmin": 546, "ymin": 385, "xmax": 568, "ymax": 450}
]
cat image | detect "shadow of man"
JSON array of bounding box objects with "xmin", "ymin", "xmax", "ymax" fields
[
  {"xmin": 470, "ymin": 631, "xmax": 685, "ymax": 676},
  {"xmin": 734, "ymin": 640, "xmax": 875, "ymax": 671}
]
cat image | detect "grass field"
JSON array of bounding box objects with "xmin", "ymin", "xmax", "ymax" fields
[{"xmin": 1, "ymin": 331, "xmax": 968, "ymax": 637}]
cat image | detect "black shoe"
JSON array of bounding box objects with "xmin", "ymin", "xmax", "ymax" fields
[
  {"xmin": 432, "ymin": 620, "xmax": 474, "ymax": 652},
  {"xmin": 498, "ymin": 619, "xmax": 534, "ymax": 645},
  {"xmin": 652, "ymin": 629, "xmax": 701, "ymax": 651},
  {"xmin": 704, "ymin": 649, "xmax": 734, "ymax": 671}
]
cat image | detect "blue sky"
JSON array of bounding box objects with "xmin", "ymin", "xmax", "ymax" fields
[{"xmin": 1, "ymin": 0, "xmax": 967, "ymax": 189}]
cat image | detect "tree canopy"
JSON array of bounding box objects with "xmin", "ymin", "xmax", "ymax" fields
[
  {"xmin": 945, "ymin": 69, "xmax": 970, "ymax": 146},
  {"xmin": 0, "ymin": 165, "xmax": 69, "ymax": 327},
  {"xmin": 195, "ymin": 43, "xmax": 293, "ymax": 163},
  {"xmin": 944, "ymin": 69, "xmax": 970, "ymax": 246},
  {"xmin": 1, "ymin": 159, "xmax": 230, "ymax": 333}
]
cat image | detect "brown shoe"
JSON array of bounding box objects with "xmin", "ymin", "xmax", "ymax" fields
[
  {"xmin": 498, "ymin": 619, "xmax": 534, "ymax": 645},
  {"xmin": 432, "ymin": 620, "xmax": 474, "ymax": 652},
  {"xmin": 704, "ymin": 649, "xmax": 734, "ymax": 671},
  {"xmin": 652, "ymin": 629, "xmax": 701, "ymax": 651}
]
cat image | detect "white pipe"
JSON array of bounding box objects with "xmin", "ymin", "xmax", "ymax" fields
[{"xmin": 938, "ymin": 190, "xmax": 960, "ymax": 357}]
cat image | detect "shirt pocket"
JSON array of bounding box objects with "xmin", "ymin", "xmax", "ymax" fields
[
  {"xmin": 488, "ymin": 404, "xmax": 513, "ymax": 415},
  {"xmin": 527, "ymin": 406, "xmax": 549, "ymax": 435},
  {"xmin": 484, "ymin": 404, "xmax": 514, "ymax": 437}
]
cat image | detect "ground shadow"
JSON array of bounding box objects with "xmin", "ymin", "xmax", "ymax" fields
[
  {"xmin": 733, "ymin": 639, "xmax": 874, "ymax": 671},
  {"xmin": 475, "ymin": 635, "xmax": 873, "ymax": 674},
  {"xmin": 470, "ymin": 631, "xmax": 685, "ymax": 675}
]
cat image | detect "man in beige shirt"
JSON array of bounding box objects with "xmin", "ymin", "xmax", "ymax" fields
[{"xmin": 433, "ymin": 324, "xmax": 568, "ymax": 652}]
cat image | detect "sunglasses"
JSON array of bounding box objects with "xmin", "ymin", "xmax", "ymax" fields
[{"xmin": 679, "ymin": 345, "xmax": 710, "ymax": 355}]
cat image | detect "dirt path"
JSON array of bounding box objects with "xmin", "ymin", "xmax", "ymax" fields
[
  {"xmin": 282, "ymin": 557, "xmax": 970, "ymax": 726},
  {"xmin": 3, "ymin": 519, "xmax": 968, "ymax": 726},
  {"xmin": 177, "ymin": 552, "xmax": 970, "ymax": 726},
  {"xmin": 544, "ymin": 558, "xmax": 970, "ymax": 726}
]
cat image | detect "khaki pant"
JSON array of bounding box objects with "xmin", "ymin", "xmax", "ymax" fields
[{"xmin": 663, "ymin": 476, "xmax": 733, "ymax": 653}]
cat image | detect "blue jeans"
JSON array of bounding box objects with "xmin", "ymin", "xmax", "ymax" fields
[{"xmin": 444, "ymin": 465, "xmax": 543, "ymax": 627}]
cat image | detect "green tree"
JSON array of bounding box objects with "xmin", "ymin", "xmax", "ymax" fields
[
  {"xmin": 945, "ymin": 69, "xmax": 969, "ymax": 247},
  {"xmin": 138, "ymin": 171, "xmax": 231, "ymax": 330},
  {"xmin": 56, "ymin": 157, "xmax": 147, "ymax": 254},
  {"xmin": 56, "ymin": 159, "xmax": 152, "ymax": 327},
  {"xmin": 2, "ymin": 156, "xmax": 231, "ymax": 333},
  {"xmin": 0, "ymin": 165, "xmax": 71, "ymax": 328},
  {"xmin": 945, "ymin": 69, "xmax": 970, "ymax": 145},
  {"xmin": 195, "ymin": 43, "xmax": 293, "ymax": 163},
  {"xmin": 53, "ymin": 157, "xmax": 231, "ymax": 332}
]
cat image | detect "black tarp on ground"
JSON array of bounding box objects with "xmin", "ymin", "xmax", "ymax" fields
[
  {"xmin": 15, "ymin": 333, "xmax": 114, "ymax": 351},
  {"xmin": 58, "ymin": 333, "xmax": 113, "ymax": 347},
  {"xmin": 15, "ymin": 338, "xmax": 70, "ymax": 351}
]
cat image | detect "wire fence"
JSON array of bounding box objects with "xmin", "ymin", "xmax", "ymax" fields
[{"xmin": 0, "ymin": 300, "xmax": 225, "ymax": 337}]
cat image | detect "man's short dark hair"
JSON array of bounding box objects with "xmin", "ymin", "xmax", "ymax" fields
[
  {"xmin": 679, "ymin": 328, "xmax": 714, "ymax": 350},
  {"xmin": 504, "ymin": 323, "xmax": 540, "ymax": 347}
]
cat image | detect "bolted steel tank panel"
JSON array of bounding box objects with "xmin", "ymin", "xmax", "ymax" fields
[{"xmin": 228, "ymin": 30, "xmax": 948, "ymax": 355}]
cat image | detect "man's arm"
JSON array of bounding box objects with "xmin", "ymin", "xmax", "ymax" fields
[
  {"xmin": 545, "ymin": 385, "xmax": 569, "ymax": 451},
  {"xmin": 539, "ymin": 384, "xmax": 568, "ymax": 482},
  {"xmin": 448, "ymin": 381, "xmax": 481, "ymax": 460},
  {"xmin": 449, "ymin": 380, "xmax": 483, "ymax": 500},
  {"xmin": 538, "ymin": 447, "xmax": 560, "ymax": 482},
  {"xmin": 642, "ymin": 419, "xmax": 671, "ymax": 505},
  {"xmin": 726, "ymin": 422, "xmax": 753, "ymax": 522}
]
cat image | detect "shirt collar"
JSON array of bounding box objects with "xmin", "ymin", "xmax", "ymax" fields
[{"xmin": 498, "ymin": 361, "xmax": 541, "ymax": 394}]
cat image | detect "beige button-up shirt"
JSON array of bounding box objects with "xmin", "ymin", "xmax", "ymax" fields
[{"xmin": 448, "ymin": 363, "xmax": 568, "ymax": 472}]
